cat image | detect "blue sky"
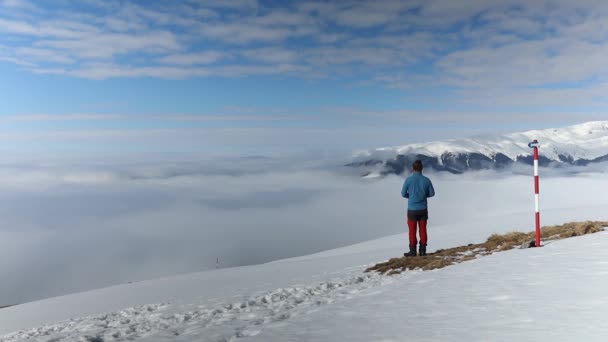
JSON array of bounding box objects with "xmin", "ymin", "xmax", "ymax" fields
[{"xmin": 1, "ymin": 0, "xmax": 607, "ymax": 157}]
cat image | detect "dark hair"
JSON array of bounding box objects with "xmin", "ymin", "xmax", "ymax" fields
[{"xmin": 412, "ymin": 160, "xmax": 423, "ymax": 172}]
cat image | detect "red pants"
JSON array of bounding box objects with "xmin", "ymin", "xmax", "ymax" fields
[{"xmin": 408, "ymin": 219, "xmax": 427, "ymax": 246}]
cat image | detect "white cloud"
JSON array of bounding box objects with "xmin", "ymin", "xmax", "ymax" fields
[
  {"xmin": 0, "ymin": 114, "xmax": 126, "ymax": 121},
  {"xmin": 0, "ymin": 18, "xmax": 98, "ymax": 38},
  {"xmin": 0, "ymin": 18, "xmax": 38, "ymax": 36},
  {"xmin": 437, "ymin": 38, "xmax": 608, "ymax": 87},
  {"xmin": 453, "ymin": 83, "xmax": 608, "ymax": 108},
  {"xmin": 14, "ymin": 47, "xmax": 74, "ymax": 64},
  {"xmin": 1, "ymin": 0, "xmax": 608, "ymax": 112},
  {"xmin": 0, "ymin": 113, "xmax": 307, "ymax": 123},
  {"xmin": 0, "ymin": 0, "xmax": 36, "ymax": 10},
  {"xmin": 36, "ymin": 31, "xmax": 181, "ymax": 59},
  {"xmin": 32, "ymin": 64, "xmax": 211, "ymax": 80},
  {"xmin": 31, "ymin": 62, "xmax": 313, "ymax": 80},
  {"xmin": 187, "ymin": 0, "xmax": 258, "ymax": 11},
  {"xmin": 0, "ymin": 55, "xmax": 34, "ymax": 66},
  {"xmin": 158, "ymin": 51, "xmax": 225, "ymax": 65},
  {"xmin": 241, "ymin": 47, "xmax": 298, "ymax": 64},
  {"xmin": 1, "ymin": 0, "xmax": 24, "ymax": 7},
  {"xmin": 200, "ymin": 23, "xmax": 293, "ymax": 44},
  {"xmin": 333, "ymin": 0, "xmax": 417, "ymax": 28}
]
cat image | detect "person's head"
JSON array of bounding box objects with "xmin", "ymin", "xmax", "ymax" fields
[{"xmin": 412, "ymin": 160, "xmax": 423, "ymax": 172}]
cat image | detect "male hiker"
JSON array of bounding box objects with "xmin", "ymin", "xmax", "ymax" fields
[{"xmin": 401, "ymin": 160, "xmax": 435, "ymax": 257}]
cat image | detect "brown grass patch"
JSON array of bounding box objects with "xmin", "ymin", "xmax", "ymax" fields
[{"xmin": 366, "ymin": 221, "xmax": 608, "ymax": 275}]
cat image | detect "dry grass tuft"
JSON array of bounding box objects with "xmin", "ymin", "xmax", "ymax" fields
[{"xmin": 366, "ymin": 221, "xmax": 608, "ymax": 275}]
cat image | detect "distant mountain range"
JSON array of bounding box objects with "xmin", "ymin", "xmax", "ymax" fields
[{"xmin": 348, "ymin": 121, "xmax": 608, "ymax": 176}]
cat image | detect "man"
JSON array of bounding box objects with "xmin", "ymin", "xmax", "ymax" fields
[{"xmin": 401, "ymin": 160, "xmax": 435, "ymax": 257}]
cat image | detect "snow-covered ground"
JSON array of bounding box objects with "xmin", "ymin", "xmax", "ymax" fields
[
  {"xmin": 247, "ymin": 231, "xmax": 608, "ymax": 342},
  {"xmin": 1, "ymin": 201, "xmax": 608, "ymax": 341}
]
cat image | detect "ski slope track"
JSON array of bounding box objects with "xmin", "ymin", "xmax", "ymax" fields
[{"xmin": 350, "ymin": 121, "xmax": 608, "ymax": 175}]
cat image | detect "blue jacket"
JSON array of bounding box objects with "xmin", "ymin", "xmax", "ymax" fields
[{"xmin": 401, "ymin": 172, "xmax": 435, "ymax": 210}]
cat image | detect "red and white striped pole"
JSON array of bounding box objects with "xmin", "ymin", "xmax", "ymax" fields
[{"xmin": 528, "ymin": 140, "xmax": 541, "ymax": 247}]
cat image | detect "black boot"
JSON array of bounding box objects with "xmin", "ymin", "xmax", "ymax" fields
[
  {"xmin": 419, "ymin": 244, "xmax": 427, "ymax": 256},
  {"xmin": 404, "ymin": 245, "xmax": 417, "ymax": 257}
]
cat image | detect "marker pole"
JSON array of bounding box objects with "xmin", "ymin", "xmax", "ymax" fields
[{"xmin": 528, "ymin": 140, "xmax": 541, "ymax": 247}]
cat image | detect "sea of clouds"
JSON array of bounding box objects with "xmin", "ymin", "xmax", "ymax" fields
[{"xmin": 0, "ymin": 157, "xmax": 607, "ymax": 305}]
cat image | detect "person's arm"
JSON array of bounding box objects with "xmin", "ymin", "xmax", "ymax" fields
[
  {"xmin": 427, "ymin": 180, "xmax": 435, "ymax": 198},
  {"xmin": 401, "ymin": 178, "xmax": 409, "ymax": 198}
]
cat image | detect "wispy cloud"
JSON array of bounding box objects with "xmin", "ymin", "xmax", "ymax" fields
[
  {"xmin": 1, "ymin": 0, "xmax": 608, "ymax": 110},
  {"xmin": 158, "ymin": 51, "xmax": 226, "ymax": 65},
  {"xmin": 0, "ymin": 114, "xmax": 124, "ymax": 121},
  {"xmin": 0, "ymin": 113, "xmax": 309, "ymax": 122}
]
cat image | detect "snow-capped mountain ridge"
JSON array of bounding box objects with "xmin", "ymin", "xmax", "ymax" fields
[{"xmin": 351, "ymin": 121, "xmax": 608, "ymax": 175}]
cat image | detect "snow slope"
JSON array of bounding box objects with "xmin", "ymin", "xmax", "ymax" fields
[
  {"xmin": 352, "ymin": 121, "xmax": 608, "ymax": 174},
  {"xmin": 358, "ymin": 121, "xmax": 608, "ymax": 161},
  {"xmin": 247, "ymin": 231, "xmax": 608, "ymax": 342},
  {"xmin": 1, "ymin": 202, "xmax": 608, "ymax": 341}
]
